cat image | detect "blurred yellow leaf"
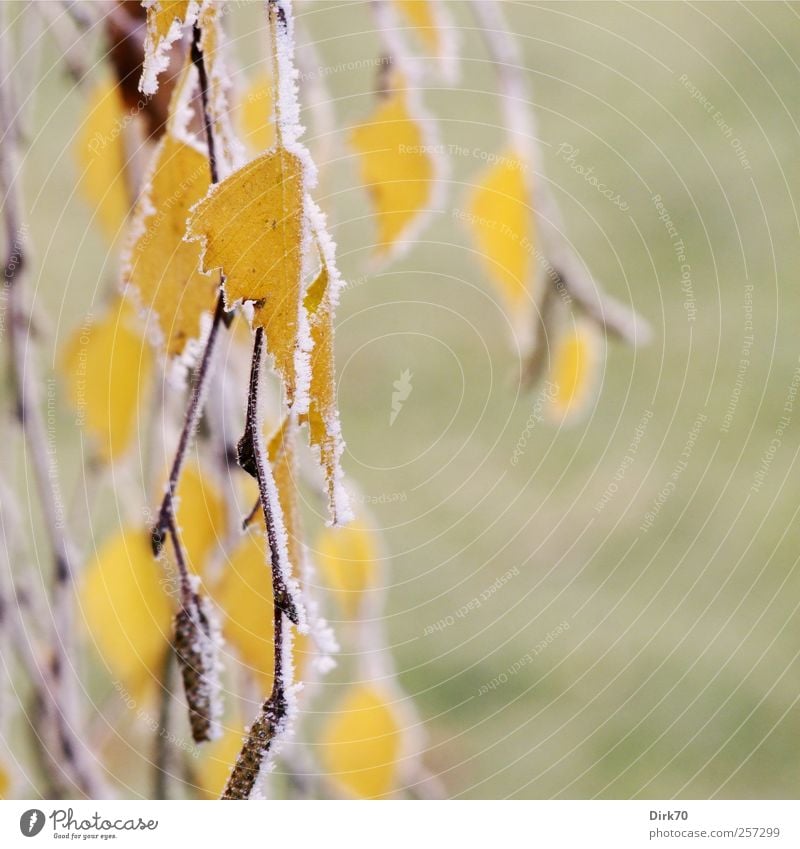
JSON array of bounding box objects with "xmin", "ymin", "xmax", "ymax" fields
[
  {"xmin": 547, "ymin": 318, "xmax": 601, "ymax": 421},
  {"xmin": 74, "ymin": 80, "xmax": 130, "ymax": 243},
  {"xmin": 141, "ymin": 0, "xmax": 197, "ymax": 96},
  {"xmin": 351, "ymin": 88, "xmax": 434, "ymax": 257},
  {"xmin": 62, "ymin": 297, "xmax": 153, "ymax": 462},
  {"xmin": 316, "ymin": 519, "xmax": 380, "ymax": 620},
  {"xmin": 124, "ymin": 135, "xmax": 218, "ymax": 357},
  {"xmin": 301, "ymin": 269, "xmax": 349, "ymax": 524},
  {"xmin": 81, "ymin": 526, "xmax": 172, "ymax": 686},
  {"xmin": 320, "ymin": 685, "xmax": 402, "ymax": 798},
  {"xmin": 395, "ymin": 0, "xmax": 438, "ymax": 55},
  {"xmin": 466, "ymin": 151, "xmax": 531, "ymax": 312},
  {"xmin": 215, "ymin": 530, "xmax": 275, "ymax": 690},
  {"xmin": 197, "ymin": 721, "xmax": 244, "ymax": 799},
  {"xmin": 0, "ymin": 762, "xmax": 10, "ymax": 799},
  {"xmin": 173, "ymin": 463, "xmax": 226, "ymax": 576},
  {"xmin": 235, "ymin": 72, "xmax": 276, "ymax": 154},
  {"xmin": 187, "ymin": 148, "xmax": 306, "ymax": 405}
]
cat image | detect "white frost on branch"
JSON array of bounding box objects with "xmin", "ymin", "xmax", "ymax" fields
[{"xmin": 139, "ymin": 0, "xmax": 201, "ymax": 96}]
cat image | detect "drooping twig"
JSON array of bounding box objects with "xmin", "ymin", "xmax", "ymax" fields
[
  {"xmin": 223, "ymin": 329, "xmax": 297, "ymax": 799},
  {"xmin": 236, "ymin": 328, "xmax": 301, "ymax": 623},
  {"xmin": 471, "ymin": 0, "xmax": 650, "ymax": 347},
  {"xmin": 163, "ymin": 504, "xmax": 222, "ymax": 745},
  {"xmin": 141, "ymin": 22, "xmax": 227, "ymax": 748},
  {"xmin": 152, "ymin": 22, "xmax": 229, "ymax": 558}
]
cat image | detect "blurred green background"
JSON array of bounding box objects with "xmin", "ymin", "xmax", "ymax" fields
[{"xmin": 9, "ymin": 1, "xmax": 800, "ymax": 798}]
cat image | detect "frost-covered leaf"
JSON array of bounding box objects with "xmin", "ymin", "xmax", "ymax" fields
[
  {"xmin": 173, "ymin": 463, "xmax": 226, "ymax": 576},
  {"xmin": 214, "ymin": 529, "xmax": 275, "ymax": 690},
  {"xmin": 74, "ymin": 79, "xmax": 131, "ymax": 243},
  {"xmin": 316, "ymin": 519, "xmax": 381, "ymax": 620},
  {"xmin": 140, "ymin": 0, "xmax": 199, "ymax": 96},
  {"xmin": 301, "ymin": 263, "xmax": 351, "ymax": 525},
  {"xmin": 320, "ymin": 684, "xmax": 403, "ymax": 798},
  {"xmin": 351, "ymin": 86, "xmax": 436, "ymax": 258},
  {"xmin": 186, "ymin": 148, "xmax": 309, "ymax": 408},
  {"xmin": 62, "ymin": 297, "xmax": 154, "ymax": 462},
  {"xmin": 81, "ymin": 526, "xmax": 172, "ymax": 686},
  {"xmin": 466, "ymin": 151, "xmax": 531, "ymax": 312},
  {"xmin": 0, "ymin": 762, "xmax": 10, "ymax": 799},
  {"xmin": 123, "ymin": 135, "xmax": 219, "ymax": 358},
  {"xmin": 235, "ymin": 72, "xmax": 276, "ymax": 154},
  {"xmin": 547, "ymin": 318, "xmax": 602, "ymax": 422}
]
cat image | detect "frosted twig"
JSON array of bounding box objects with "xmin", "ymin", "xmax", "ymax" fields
[
  {"xmin": 152, "ymin": 22, "xmax": 229, "ymax": 557},
  {"xmin": 236, "ymin": 329, "xmax": 301, "ymax": 624},
  {"xmin": 147, "ymin": 22, "xmax": 226, "ymax": 747},
  {"xmin": 471, "ymin": 1, "xmax": 650, "ymax": 347},
  {"xmin": 223, "ymin": 328, "xmax": 299, "ymax": 799}
]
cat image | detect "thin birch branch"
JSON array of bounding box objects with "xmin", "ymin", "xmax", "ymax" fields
[
  {"xmin": 0, "ymin": 482, "xmax": 105, "ymax": 797},
  {"xmin": 471, "ymin": 0, "xmax": 651, "ymax": 347},
  {"xmin": 152, "ymin": 22, "xmax": 229, "ymax": 558},
  {"xmin": 223, "ymin": 328, "xmax": 294, "ymax": 800}
]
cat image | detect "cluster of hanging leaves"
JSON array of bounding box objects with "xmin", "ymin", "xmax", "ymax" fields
[
  {"xmin": 58, "ymin": 0, "xmax": 432, "ymax": 800},
  {"xmin": 31, "ymin": 0, "xmax": 638, "ymax": 801},
  {"xmin": 463, "ymin": 149, "xmax": 603, "ymax": 422}
]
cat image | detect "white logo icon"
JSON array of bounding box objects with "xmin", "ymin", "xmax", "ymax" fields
[{"xmin": 390, "ymin": 369, "xmax": 413, "ymax": 426}]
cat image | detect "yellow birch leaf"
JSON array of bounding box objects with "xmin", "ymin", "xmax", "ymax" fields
[
  {"xmin": 61, "ymin": 296, "xmax": 153, "ymax": 462},
  {"xmin": 293, "ymin": 629, "xmax": 313, "ymax": 683},
  {"xmin": 215, "ymin": 530, "xmax": 275, "ymax": 690},
  {"xmin": 320, "ymin": 685, "xmax": 403, "ymax": 798},
  {"xmin": 466, "ymin": 152, "xmax": 531, "ymax": 312},
  {"xmin": 301, "ymin": 268, "xmax": 349, "ymax": 524},
  {"xmin": 547, "ymin": 318, "xmax": 601, "ymax": 421},
  {"xmin": 124, "ymin": 135, "xmax": 218, "ymax": 357},
  {"xmin": 316, "ymin": 519, "xmax": 380, "ymax": 620},
  {"xmin": 173, "ymin": 463, "xmax": 226, "ymax": 576},
  {"xmin": 81, "ymin": 526, "xmax": 172, "ymax": 687},
  {"xmin": 235, "ymin": 72, "xmax": 276, "ymax": 154},
  {"xmin": 351, "ymin": 89, "xmax": 434, "ymax": 257},
  {"xmin": 140, "ymin": 0, "xmax": 198, "ymax": 96},
  {"xmin": 74, "ymin": 80, "xmax": 130, "ymax": 243},
  {"xmin": 186, "ymin": 148, "xmax": 307, "ymax": 406},
  {"xmin": 0, "ymin": 763, "xmax": 10, "ymax": 799}
]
